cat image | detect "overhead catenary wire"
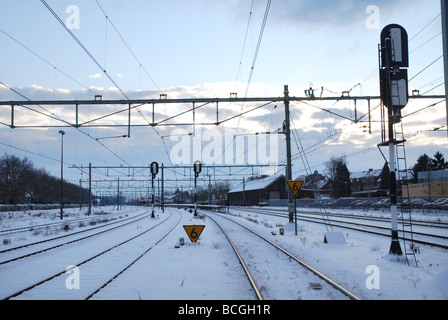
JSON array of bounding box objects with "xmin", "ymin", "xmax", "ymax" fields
[
  {"xmin": 234, "ymin": 0, "xmax": 256, "ymax": 90},
  {"xmin": 0, "ymin": 28, "xmax": 98, "ymax": 97},
  {"xmin": 39, "ymin": 0, "xmax": 174, "ymax": 168},
  {"xmin": 409, "ymin": 55, "xmax": 443, "ymax": 82},
  {"xmin": 93, "ymin": 0, "xmax": 176, "ymax": 169},
  {"xmin": 243, "ymin": 0, "xmax": 272, "ymax": 98},
  {"xmin": 94, "ymin": 0, "xmax": 160, "ymax": 91},
  {"xmin": 219, "ymin": 0, "xmax": 273, "ymax": 167},
  {"xmin": 409, "ymin": 14, "xmax": 441, "ymax": 42},
  {"xmin": 345, "ymin": 13, "xmax": 443, "ymax": 90},
  {"xmin": 40, "ymin": 0, "xmax": 129, "ymax": 101}
]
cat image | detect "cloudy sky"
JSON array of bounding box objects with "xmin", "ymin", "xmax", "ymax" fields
[{"xmin": 0, "ymin": 0, "xmax": 446, "ymax": 194}]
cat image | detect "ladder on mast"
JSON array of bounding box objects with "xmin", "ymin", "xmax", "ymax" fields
[{"xmin": 394, "ymin": 122, "xmax": 418, "ymax": 267}]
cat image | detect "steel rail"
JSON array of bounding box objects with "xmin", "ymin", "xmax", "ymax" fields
[
  {"xmin": 204, "ymin": 211, "xmax": 361, "ymax": 301},
  {"xmin": 0, "ymin": 211, "xmax": 151, "ymax": 264},
  {"xmin": 85, "ymin": 211, "xmax": 183, "ymax": 300},
  {"xmin": 234, "ymin": 207, "xmax": 448, "ymax": 250},
  {"xmin": 205, "ymin": 213, "xmax": 264, "ymax": 300},
  {"xmin": 0, "ymin": 207, "xmax": 141, "ymax": 239},
  {"xmin": 2, "ymin": 211, "xmax": 173, "ymax": 300}
]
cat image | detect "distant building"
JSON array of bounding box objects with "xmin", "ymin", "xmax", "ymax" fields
[
  {"xmin": 417, "ymin": 169, "xmax": 448, "ymax": 183},
  {"xmin": 299, "ymin": 171, "xmax": 330, "ymax": 198},
  {"xmin": 405, "ymin": 169, "xmax": 448, "ymax": 200},
  {"xmin": 350, "ymin": 168, "xmax": 413, "ymax": 198},
  {"xmin": 351, "ymin": 169, "xmax": 383, "ymax": 198},
  {"xmin": 227, "ymin": 173, "xmax": 288, "ymax": 206}
]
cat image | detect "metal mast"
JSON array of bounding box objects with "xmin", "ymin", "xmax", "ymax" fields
[{"xmin": 379, "ymin": 24, "xmax": 410, "ymax": 256}]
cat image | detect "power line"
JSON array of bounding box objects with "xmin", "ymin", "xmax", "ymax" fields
[
  {"xmin": 410, "ymin": 32, "xmax": 442, "ymax": 54},
  {"xmin": 409, "ymin": 55, "xmax": 443, "ymax": 82},
  {"xmin": 0, "ymin": 28, "xmax": 98, "ymax": 96},
  {"xmin": 92, "ymin": 0, "xmax": 177, "ymax": 167},
  {"xmin": 226, "ymin": 0, "xmax": 273, "ymax": 168},
  {"xmin": 353, "ymin": 13, "xmax": 443, "ymax": 88},
  {"xmin": 243, "ymin": 0, "xmax": 272, "ymax": 98},
  {"xmin": 40, "ymin": 0, "xmax": 129, "ymax": 101},
  {"xmin": 421, "ymin": 82, "xmax": 445, "ymax": 95},
  {"xmin": 235, "ymin": 0, "xmax": 255, "ymax": 88},
  {"xmin": 40, "ymin": 0, "xmax": 172, "ymax": 166},
  {"xmin": 94, "ymin": 0, "xmax": 160, "ymax": 91},
  {"xmin": 409, "ymin": 14, "xmax": 441, "ymax": 42},
  {"xmin": 403, "ymin": 98, "xmax": 446, "ymax": 119}
]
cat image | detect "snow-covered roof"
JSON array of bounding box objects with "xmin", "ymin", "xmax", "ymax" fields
[
  {"xmin": 398, "ymin": 169, "xmax": 414, "ymax": 181},
  {"xmin": 228, "ymin": 173, "xmax": 285, "ymax": 193},
  {"xmin": 351, "ymin": 168, "xmax": 413, "ymax": 181},
  {"xmin": 351, "ymin": 169, "xmax": 382, "ymax": 180}
]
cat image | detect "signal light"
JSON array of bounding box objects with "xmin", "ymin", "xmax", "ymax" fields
[
  {"xmin": 194, "ymin": 160, "xmax": 202, "ymax": 177},
  {"xmin": 380, "ymin": 24, "xmax": 409, "ymax": 115}
]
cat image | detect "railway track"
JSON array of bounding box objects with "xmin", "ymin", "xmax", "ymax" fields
[
  {"xmin": 204, "ymin": 211, "xmax": 361, "ymax": 300},
  {"xmin": 85, "ymin": 210, "xmax": 182, "ymax": 300},
  {"xmin": 236, "ymin": 206, "xmax": 448, "ymax": 229},
  {"xmin": 1, "ymin": 209, "xmax": 181, "ymax": 300},
  {"xmin": 0, "ymin": 210, "xmax": 152, "ymax": 264},
  {"xmin": 0, "ymin": 206, "xmax": 141, "ymax": 237},
  {"xmin": 232, "ymin": 207, "xmax": 448, "ymax": 250}
]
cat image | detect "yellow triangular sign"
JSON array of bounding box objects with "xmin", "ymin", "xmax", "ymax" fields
[
  {"xmin": 287, "ymin": 181, "xmax": 304, "ymax": 197},
  {"xmin": 183, "ymin": 225, "xmax": 205, "ymax": 243}
]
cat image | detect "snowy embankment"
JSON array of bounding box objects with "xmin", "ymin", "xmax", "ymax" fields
[{"xmin": 228, "ymin": 206, "xmax": 448, "ymax": 300}]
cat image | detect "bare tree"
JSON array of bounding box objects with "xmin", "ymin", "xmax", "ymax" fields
[
  {"xmin": 0, "ymin": 154, "xmax": 34, "ymax": 204},
  {"xmin": 324, "ymin": 156, "xmax": 351, "ymax": 198},
  {"xmin": 0, "ymin": 154, "xmax": 91, "ymax": 205}
]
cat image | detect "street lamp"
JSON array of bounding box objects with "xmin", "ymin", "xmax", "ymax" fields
[{"xmin": 59, "ymin": 130, "xmax": 65, "ymax": 220}]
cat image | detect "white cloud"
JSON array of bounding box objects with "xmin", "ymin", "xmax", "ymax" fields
[{"xmin": 89, "ymin": 73, "xmax": 103, "ymax": 79}]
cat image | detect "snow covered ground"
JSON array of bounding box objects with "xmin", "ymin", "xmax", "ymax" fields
[
  {"xmin": 227, "ymin": 207, "xmax": 448, "ymax": 300},
  {"xmin": 0, "ymin": 205, "xmax": 447, "ymax": 300}
]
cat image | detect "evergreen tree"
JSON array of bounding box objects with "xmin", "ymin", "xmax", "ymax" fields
[
  {"xmin": 411, "ymin": 152, "xmax": 448, "ymax": 182},
  {"xmin": 431, "ymin": 151, "xmax": 448, "ymax": 170}
]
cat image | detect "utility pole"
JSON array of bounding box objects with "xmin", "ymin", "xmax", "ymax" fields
[
  {"xmin": 59, "ymin": 130, "xmax": 65, "ymax": 220},
  {"xmin": 441, "ymin": 0, "xmax": 448, "ymax": 139},
  {"xmin": 161, "ymin": 164, "xmax": 165, "ymax": 213},
  {"xmin": 117, "ymin": 177, "xmax": 120, "ymax": 210},
  {"xmin": 208, "ymin": 174, "xmax": 211, "ymax": 204},
  {"xmin": 79, "ymin": 174, "xmax": 82, "ymax": 210},
  {"xmin": 283, "ymin": 85, "xmax": 294, "ymax": 223},
  {"xmin": 242, "ymin": 177, "xmax": 246, "ymax": 206},
  {"xmin": 88, "ymin": 162, "xmax": 92, "ymax": 215}
]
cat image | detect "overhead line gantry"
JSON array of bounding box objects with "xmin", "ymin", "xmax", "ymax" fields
[{"xmin": 1, "ymin": 86, "xmax": 445, "ymax": 223}]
